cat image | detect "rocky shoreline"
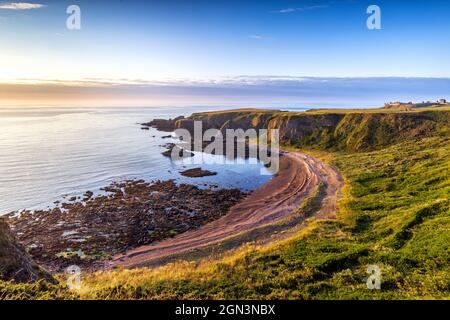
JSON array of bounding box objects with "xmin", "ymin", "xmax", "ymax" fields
[
  {"xmin": 142, "ymin": 116, "xmax": 184, "ymax": 132},
  {"xmin": 5, "ymin": 180, "xmax": 245, "ymax": 273},
  {"xmin": 144, "ymin": 116, "xmax": 275, "ymax": 163},
  {"xmin": 2, "ymin": 114, "xmax": 269, "ymax": 276}
]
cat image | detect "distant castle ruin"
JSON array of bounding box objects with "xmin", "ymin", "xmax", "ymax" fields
[{"xmin": 384, "ymin": 98, "xmax": 448, "ymax": 109}]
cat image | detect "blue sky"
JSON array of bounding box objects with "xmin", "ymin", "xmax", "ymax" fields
[{"xmin": 1, "ymin": 0, "xmax": 450, "ymax": 106}]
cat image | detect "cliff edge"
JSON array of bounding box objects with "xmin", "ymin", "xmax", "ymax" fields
[{"xmin": 0, "ymin": 218, "xmax": 53, "ymax": 283}]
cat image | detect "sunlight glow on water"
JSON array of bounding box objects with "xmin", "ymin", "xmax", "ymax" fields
[{"xmin": 0, "ymin": 106, "xmax": 272, "ymax": 213}]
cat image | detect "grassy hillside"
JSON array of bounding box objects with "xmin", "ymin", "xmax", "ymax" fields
[
  {"xmin": 0, "ymin": 219, "xmax": 53, "ymax": 285},
  {"xmin": 1, "ymin": 108, "xmax": 449, "ymax": 299},
  {"xmin": 186, "ymin": 108, "xmax": 450, "ymax": 151}
]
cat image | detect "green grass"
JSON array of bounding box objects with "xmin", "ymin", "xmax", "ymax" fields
[
  {"xmin": 0, "ymin": 280, "xmax": 73, "ymax": 300},
  {"xmin": 191, "ymin": 108, "xmax": 450, "ymax": 151}
]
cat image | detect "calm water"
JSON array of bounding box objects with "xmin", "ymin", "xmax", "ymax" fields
[{"xmin": 0, "ymin": 106, "xmax": 273, "ymax": 214}]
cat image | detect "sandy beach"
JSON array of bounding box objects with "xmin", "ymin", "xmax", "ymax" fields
[{"xmin": 111, "ymin": 150, "xmax": 343, "ymax": 268}]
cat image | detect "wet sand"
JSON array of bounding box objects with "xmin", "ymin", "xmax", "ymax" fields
[{"xmin": 111, "ymin": 150, "xmax": 342, "ymax": 269}]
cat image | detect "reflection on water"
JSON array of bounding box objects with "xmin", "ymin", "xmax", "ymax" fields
[{"xmin": 0, "ymin": 106, "xmax": 272, "ymax": 213}]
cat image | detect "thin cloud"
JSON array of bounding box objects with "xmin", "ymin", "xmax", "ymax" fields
[
  {"xmin": 10, "ymin": 76, "xmax": 449, "ymax": 89},
  {"xmin": 0, "ymin": 2, "xmax": 45, "ymax": 10},
  {"xmin": 271, "ymin": 5, "xmax": 328, "ymax": 14},
  {"xmin": 248, "ymin": 35, "xmax": 265, "ymax": 40}
]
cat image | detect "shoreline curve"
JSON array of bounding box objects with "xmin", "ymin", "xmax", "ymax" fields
[{"xmin": 110, "ymin": 150, "xmax": 342, "ymax": 269}]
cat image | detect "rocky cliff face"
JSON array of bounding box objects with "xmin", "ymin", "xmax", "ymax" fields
[
  {"xmin": 169, "ymin": 109, "xmax": 450, "ymax": 151},
  {"xmin": 0, "ymin": 218, "xmax": 53, "ymax": 283},
  {"xmin": 142, "ymin": 116, "xmax": 185, "ymax": 132}
]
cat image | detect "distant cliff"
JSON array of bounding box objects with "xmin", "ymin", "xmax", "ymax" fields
[{"xmin": 148, "ymin": 108, "xmax": 450, "ymax": 151}]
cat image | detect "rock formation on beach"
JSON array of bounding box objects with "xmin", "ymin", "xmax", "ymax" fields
[
  {"xmin": 161, "ymin": 143, "xmax": 195, "ymax": 158},
  {"xmin": 180, "ymin": 168, "xmax": 217, "ymax": 177},
  {"xmin": 142, "ymin": 116, "xmax": 185, "ymax": 132}
]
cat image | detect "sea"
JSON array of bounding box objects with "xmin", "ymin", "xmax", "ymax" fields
[{"xmin": 0, "ymin": 106, "xmax": 287, "ymax": 214}]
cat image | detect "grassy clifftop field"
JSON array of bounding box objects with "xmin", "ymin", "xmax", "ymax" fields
[
  {"xmin": 1, "ymin": 107, "xmax": 449, "ymax": 299},
  {"xmin": 186, "ymin": 107, "xmax": 450, "ymax": 151}
]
